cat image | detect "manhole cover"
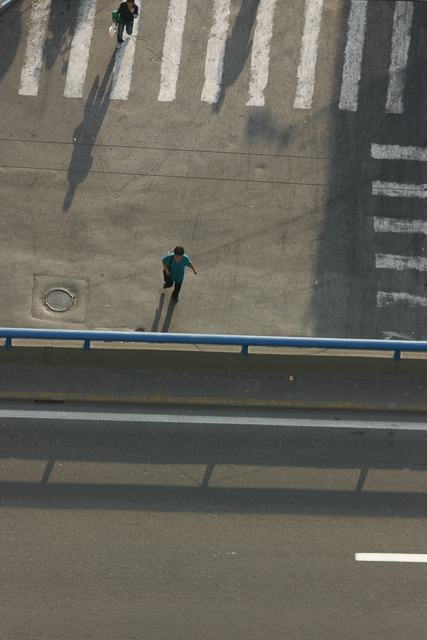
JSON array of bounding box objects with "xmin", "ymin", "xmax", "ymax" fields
[{"xmin": 44, "ymin": 289, "xmax": 74, "ymax": 312}]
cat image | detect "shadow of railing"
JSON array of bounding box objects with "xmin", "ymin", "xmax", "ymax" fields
[{"xmin": 2, "ymin": 420, "xmax": 427, "ymax": 515}]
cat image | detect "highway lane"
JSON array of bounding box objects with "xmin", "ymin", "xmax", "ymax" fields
[{"xmin": 2, "ymin": 403, "xmax": 427, "ymax": 639}]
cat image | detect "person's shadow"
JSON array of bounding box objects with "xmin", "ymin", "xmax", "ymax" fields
[
  {"xmin": 63, "ymin": 53, "xmax": 116, "ymax": 212},
  {"xmin": 213, "ymin": 0, "xmax": 260, "ymax": 113},
  {"xmin": 150, "ymin": 293, "xmax": 177, "ymax": 333}
]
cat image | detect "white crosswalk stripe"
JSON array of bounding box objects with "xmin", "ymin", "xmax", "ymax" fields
[
  {"xmin": 374, "ymin": 218, "xmax": 427, "ymax": 235},
  {"xmin": 111, "ymin": 22, "xmax": 140, "ymax": 100},
  {"xmin": 377, "ymin": 292, "xmax": 427, "ymax": 308},
  {"xmin": 386, "ymin": 0, "xmax": 413, "ymax": 114},
  {"xmin": 158, "ymin": 0, "xmax": 188, "ymax": 102},
  {"xmin": 246, "ymin": 0, "xmax": 277, "ymax": 107},
  {"xmin": 293, "ymin": 0, "xmax": 323, "ymax": 110},
  {"xmin": 14, "ymin": 0, "xmax": 416, "ymax": 109},
  {"xmin": 18, "ymin": 0, "xmax": 51, "ymax": 96},
  {"xmin": 64, "ymin": 0, "xmax": 97, "ymax": 98},
  {"xmin": 339, "ymin": 0, "xmax": 368, "ymax": 112},
  {"xmin": 376, "ymin": 254, "xmax": 427, "ymax": 272},
  {"xmin": 201, "ymin": 0, "xmax": 231, "ymax": 103}
]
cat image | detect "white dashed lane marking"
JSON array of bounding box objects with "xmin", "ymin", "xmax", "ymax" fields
[{"xmin": 356, "ymin": 554, "xmax": 427, "ymax": 563}]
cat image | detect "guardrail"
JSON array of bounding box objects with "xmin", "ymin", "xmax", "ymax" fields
[{"xmin": 0, "ymin": 327, "xmax": 426, "ymax": 362}]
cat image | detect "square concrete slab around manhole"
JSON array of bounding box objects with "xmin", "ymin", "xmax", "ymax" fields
[{"xmin": 32, "ymin": 275, "xmax": 88, "ymax": 323}]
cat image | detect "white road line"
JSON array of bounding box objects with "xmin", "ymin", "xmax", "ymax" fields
[
  {"xmin": 293, "ymin": 0, "xmax": 323, "ymax": 109},
  {"xmin": 201, "ymin": 0, "xmax": 231, "ymax": 103},
  {"xmin": 158, "ymin": 0, "xmax": 188, "ymax": 102},
  {"xmin": 110, "ymin": 20, "xmax": 140, "ymax": 100},
  {"xmin": 1, "ymin": 411, "xmax": 427, "ymax": 430},
  {"xmin": 374, "ymin": 217, "xmax": 427, "ymax": 235},
  {"xmin": 372, "ymin": 181, "xmax": 427, "ymax": 198},
  {"xmin": 246, "ymin": 0, "xmax": 277, "ymax": 107},
  {"xmin": 376, "ymin": 254, "xmax": 427, "ymax": 272},
  {"xmin": 356, "ymin": 554, "xmax": 427, "ymax": 563},
  {"xmin": 377, "ymin": 292, "xmax": 427, "ymax": 308},
  {"xmin": 64, "ymin": 0, "xmax": 97, "ymax": 98},
  {"xmin": 18, "ymin": 0, "xmax": 51, "ymax": 96},
  {"xmin": 371, "ymin": 144, "xmax": 427, "ymax": 161},
  {"xmin": 339, "ymin": 0, "xmax": 368, "ymax": 112},
  {"xmin": 386, "ymin": 0, "xmax": 413, "ymax": 114}
]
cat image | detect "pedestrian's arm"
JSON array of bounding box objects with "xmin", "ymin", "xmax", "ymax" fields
[
  {"xmin": 163, "ymin": 260, "xmax": 170, "ymax": 276},
  {"xmin": 190, "ymin": 263, "xmax": 197, "ymax": 275}
]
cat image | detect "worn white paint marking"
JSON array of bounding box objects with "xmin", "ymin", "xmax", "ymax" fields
[
  {"xmin": 371, "ymin": 144, "xmax": 427, "ymax": 161},
  {"xmin": 386, "ymin": 0, "xmax": 414, "ymax": 114},
  {"xmin": 377, "ymin": 292, "xmax": 427, "ymax": 308},
  {"xmin": 110, "ymin": 19, "xmax": 139, "ymax": 100},
  {"xmin": 374, "ymin": 217, "xmax": 427, "ymax": 235},
  {"xmin": 376, "ymin": 254, "xmax": 427, "ymax": 272},
  {"xmin": 18, "ymin": 0, "xmax": 52, "ymax": 96},
  {"xmin": 64, "ymin": 0, "xmax": 97, "ymax": 98},
  {"xmin": 201, "ymin": 0, "xmax": 231, "ymax": 103},
  {"xmin": 381, "ymin": 331, "xmax": 413, "ymax": 340},
  {"xmin": 0, "ymin": 411, "xmax": 427, "ymax": 430},
  {"xmin": 158, "ymin": 0, "xmax": 188, "ymax": 101},
  {"xmin": 293, "ymin": 0, "xmax": 323, "ymax": 109},
  {"xmin": 373, "ymin": 181, "xmax": 427, "ymax": 198},
  {"xmin": 246, "ymin": 0, "xmax": 277, "ymax": 107},
  {"xmin": 339, "ymin": 0, "xmax": 368, "ymax": 111},
  {"xmin": 356, "ymin": 554, "xmax": 427, "ymax": 563}
]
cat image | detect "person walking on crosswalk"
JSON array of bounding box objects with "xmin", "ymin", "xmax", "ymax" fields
[
  {"xmin": 162, "ymin": 246, "xmax": 197, "ymax": 302},
  {"xmin": 114, "ymin": 0, "xmax": 139, "ymax": 51}
]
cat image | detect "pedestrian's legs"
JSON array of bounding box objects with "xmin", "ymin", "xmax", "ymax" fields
[
  {"xmin": 172, "ymin": 280, "xmax": 182, "ymax": 300},
  {"xmin": 125, "ymin": 21, "xmax": 133, "ymax": 37},
  {"xmin": 117, "ymin": 21, "xmax": 125, "ymax": 43}
]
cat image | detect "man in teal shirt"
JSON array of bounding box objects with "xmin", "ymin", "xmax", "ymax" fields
[{"xmin": 162, "ymin": 246, "xmax": 197, "ymax": 302}]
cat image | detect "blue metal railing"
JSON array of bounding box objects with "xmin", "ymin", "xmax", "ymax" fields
[{"xmin": 1, "ymin": 327, "xmax": 427, "ymax": 362}]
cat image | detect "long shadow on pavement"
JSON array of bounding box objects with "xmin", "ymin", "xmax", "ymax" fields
[
  {"xmin": 63, "ymin": 53, "xmax": 116, "ymax": 212},
  {"xmin": 2, "ymin": 422, "xmax": 427, "ymax": 516}
]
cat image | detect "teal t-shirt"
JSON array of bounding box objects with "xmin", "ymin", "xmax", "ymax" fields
[{"xmin": 163, "ymin": 254, "xmax": 191, "ymax": 282}]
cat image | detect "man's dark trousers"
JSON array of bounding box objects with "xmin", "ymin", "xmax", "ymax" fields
[
  {"xmin": 172, "ymin": 281, "xmax": 182, "ymax": 300},
  {"xmin": 117, "ymin": 20, "xmax": 133, "ymax": 43}
]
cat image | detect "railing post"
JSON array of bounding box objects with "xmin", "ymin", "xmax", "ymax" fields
[
  {"xmin": 5, "ymin": 337, "xmax": 12, "ymax": 349},
  {"xmin": 394, "ymin": 350, "xmax": 401, "ymax": 362},
  {"xmin": 241, "ymin": 344, "xmax": 249, "ymax": 356},
  {"xmin": 84, "ymin": 340, "xmax": 91, "ymax": 352}
]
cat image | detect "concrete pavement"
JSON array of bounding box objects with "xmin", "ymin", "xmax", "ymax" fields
[{"xmin": 1, "ymin": 1, "xmax": 427, "ymax": 338}]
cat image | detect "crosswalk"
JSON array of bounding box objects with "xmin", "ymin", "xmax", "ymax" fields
[
  {"xmin": 16, "ymin": 0, "xmax": 416, "ymax": 109},
  {"xmin": 371, "ymin": 143, "xmax": 427, "ymax": 310}
]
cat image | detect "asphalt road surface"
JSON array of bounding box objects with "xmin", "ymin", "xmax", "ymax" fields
[
  {"xmin": 1, "ymin": 0, "xmax": 427, "ymax": 338},
  {"xmin": 2, "ymin": 402, "xmax": 427, "ymax": 639}
]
